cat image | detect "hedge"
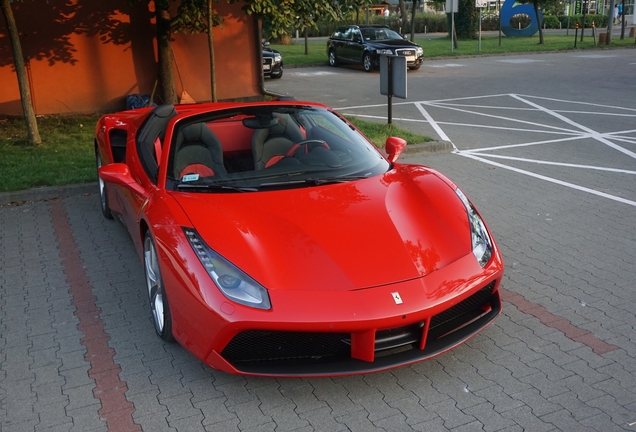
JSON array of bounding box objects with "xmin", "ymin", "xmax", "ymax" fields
[{"xmin": 298, "ymin": 12, "xmax": 609, "ymax": 39}]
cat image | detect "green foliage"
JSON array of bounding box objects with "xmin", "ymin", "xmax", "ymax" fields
[
  {"xmin": 479, "ymin": 12, "xmax": 609, "ymax": 31},
  {"xmin": 232, "ymin": 0, "xmax": 342, "ymax": 38},
  {"xmin": 453, "ymin": 0, "xmax": 479, "ymax": 38},
  {"xmin": 172, "ymin": 0, "xmax": 223, "ymax": 34}
]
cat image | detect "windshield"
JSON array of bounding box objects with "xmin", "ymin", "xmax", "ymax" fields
[
  {"xmin": 166, "ymin": 105, "xmax": 390, "ymax": 192},
  {"xmin": 361, "ymin": 28, "xmax": 403, "ymax": 41}
]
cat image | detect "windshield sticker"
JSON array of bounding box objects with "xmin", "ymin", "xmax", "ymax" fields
[{"xmin": 182, "ymin": 174, "xmax": 200, "ymax": 182}]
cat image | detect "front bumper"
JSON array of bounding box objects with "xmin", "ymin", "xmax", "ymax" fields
[
  {"xmin": 263, "ymin": 58, "xmax": 283, "ymax": 77},
  {"xmin": 201, "ymin": 252, "xmax": 503, "ymax": 377}
]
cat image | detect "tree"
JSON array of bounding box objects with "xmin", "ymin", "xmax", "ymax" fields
[
  {"xmin": 450, "ymin": 0, "xmax": 479, "ymax": 39},
  {"xmin": 410, "ymin": 0, "xmax": 420, "ymax": 41},
  {"xmin": 341, "ymin": 0, "xmax": 374, "ymax": 24},
  {"xmin": 398, "ymin": 0, "xmax": 408, "ymax": 33},
  {"xmin": 172, "ymin": 0, "xmax": 222, "ymax": 102},
  {"xmin": 155, "ymin": 0, "xmax": 178, "ymax": 104},
  {"xmin": 514, "ymin": 0, "xmax": 563, "ymax": 44},
  {"xmin": 234, "ymin": 0, "xmax": 340, "ymax": 41},
  {"xmin": 1, "ymin": 0, "xmax": 41, "ymax": 146}
]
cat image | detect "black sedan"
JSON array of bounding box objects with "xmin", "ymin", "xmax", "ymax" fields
[
  {"xmin": 263, "ymin": 43, "xmax": 283, "ymax": 79},
  {"xmin": 327, "ymin": 25, "xmax": 424, "ymax": 72}
]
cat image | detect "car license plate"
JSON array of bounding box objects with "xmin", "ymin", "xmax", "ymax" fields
[
  {"xmin": 263, "ymin": 64, "xmax": 271, "ymax": 71},
  {"xmin": 406, "ymin": 56, "xmax": 415, "ymax": 62}
]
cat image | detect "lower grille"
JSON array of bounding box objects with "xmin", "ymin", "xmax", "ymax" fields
[
  {"xmin": 220, "ymin": 281, "xmax": 500, "ymax": 375},
  {"xmin": 429, "ymin": 281, "xmax": 496, "ymax": 340},
  {"xmin": 221, "ymin": 330, "xmax": 350, "ymax": 364}
]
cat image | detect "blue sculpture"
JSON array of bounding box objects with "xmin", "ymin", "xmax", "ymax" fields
[{"xmin": 500, "ymin": 0, "xmax": 543, "ymax": 37}]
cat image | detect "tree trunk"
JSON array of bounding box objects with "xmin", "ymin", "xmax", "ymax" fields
[
  {"xmin": 606, "ymin": 0, "xmax": 615, "ymax": 45},
  {"xmin": 620, "ymin": 0, "xmax": 625, "ymax": 39},
  {"xmin": 156, "ymin": 1, "xmax": 178, "ymax": 105},
  {"xmin": 410, "ymin": 0, "xmax": 417, "ymax": 41},
  {"xmin": 398, "ymin": 0, "xmax": 408, "ymax": 33},
  {"xmin": 1, "ymin": 0, "xmax": 41, "ymax": 146},
  {"xmin": 207, "ymin": 0, "xmax": 217, "ymax": 102}
]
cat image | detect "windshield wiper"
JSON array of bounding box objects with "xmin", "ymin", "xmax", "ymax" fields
[
  {"xmin": 176, "ymin": 183, "xmax": 257, "ymax": 193},
  {"xmin": 304, "ymin": 175, "xmax": 370, "ymax": 185},
  {"xmin": 259, "ymin": 175, "xmax": 369, "ymax": 189}
]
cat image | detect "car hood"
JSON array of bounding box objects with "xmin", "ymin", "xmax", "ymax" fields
[
  {"xmin": 366, "ymin": 39, "xmax": 420, "ymax": 50},
  {"xmin": 172, "ymin": 166, "xmax": 471, "ymax": 292}
]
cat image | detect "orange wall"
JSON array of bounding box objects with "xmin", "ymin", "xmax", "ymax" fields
[{"xmin": 0, "ymin": 0, "xmax": 261, "ymax": 115}]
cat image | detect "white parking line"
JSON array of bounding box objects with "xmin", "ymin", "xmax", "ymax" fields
[
  {"xmin": 459, "ymin": 152, "xmax": 636, "ymax": 207},
  {"xmin": 415, "ymin": 102, "xmax": 453, "ymax": 146},
  {"xmin": 342, "ymin": 93, "xmax": 636, "ymax": 207}
]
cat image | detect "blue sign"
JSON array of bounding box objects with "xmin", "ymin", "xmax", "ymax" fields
[{"xmin": 500, "ymin": 0, "xmax": 543, "ymax": 37}]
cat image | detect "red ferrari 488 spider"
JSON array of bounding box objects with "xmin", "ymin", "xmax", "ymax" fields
[{"xmin": 95, "ymin": 100, "xmax": 504, "ymax": 377}]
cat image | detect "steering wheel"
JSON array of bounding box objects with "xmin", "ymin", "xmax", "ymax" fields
[{"xmin": 287, "ymin": 139, "xmax": 330, "ymax": 157}]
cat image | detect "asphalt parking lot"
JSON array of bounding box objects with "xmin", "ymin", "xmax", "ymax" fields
[{"xmin": 2, "ymin": 49, "xmax": 636, "ymax": 431}]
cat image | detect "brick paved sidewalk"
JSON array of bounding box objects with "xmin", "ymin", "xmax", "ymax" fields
[{"xmin": 1, "ymin": 151, "xmax": 635, "ymax": 431}]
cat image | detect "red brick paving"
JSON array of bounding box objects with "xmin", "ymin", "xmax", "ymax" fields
[
  {"xmin": 49, "ymin": 199, "xmax": 141, "ymax": 431},
  {"xmin": 500, "ymin": 287, "xmax": 618, "ymax": 355}
]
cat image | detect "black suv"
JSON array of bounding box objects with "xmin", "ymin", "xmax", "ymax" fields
[
  {"xmin": 263, "ymin": 42, "xmax": 283, "ymax": 79},
  {"xmin": 327, "ymin": 25, "xmax": 424, "ymax": 72}
]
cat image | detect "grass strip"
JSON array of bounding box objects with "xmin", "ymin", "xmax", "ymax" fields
[{"xmin": 274, "ymin": 34, "xmax": 635, "ymax": 66}]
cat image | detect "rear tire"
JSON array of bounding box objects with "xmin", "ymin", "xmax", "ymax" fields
[
  {"xmin": 144, "ymin": 233, "xmax": 175, "ymax": 342},
  {"xmin": 96, "ymin": 150, "xmax": 113, "ymax": 219}
]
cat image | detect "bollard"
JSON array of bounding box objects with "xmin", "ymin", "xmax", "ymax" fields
[{"xmin": 574, "ymin": 23, "xmax": 578, "ymax": 48}]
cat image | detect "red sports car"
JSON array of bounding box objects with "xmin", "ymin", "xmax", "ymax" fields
[{"xmin": 95, "ymin": 101, "xmax": 504, "ymax": 377}]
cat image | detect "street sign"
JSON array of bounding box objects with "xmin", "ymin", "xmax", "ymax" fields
[{"xmin": 380, "ymin": 55, "xmax": 407, "ymax": 125}]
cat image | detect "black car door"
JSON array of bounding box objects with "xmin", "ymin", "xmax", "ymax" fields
[{"xmin": 345, "ymin": 29, "xmax": 364, "ymax": 64}]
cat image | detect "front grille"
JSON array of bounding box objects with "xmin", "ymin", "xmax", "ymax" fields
[
  {"xmin": 263, "ymin": 58, "xmax": 273, "ymax": 66},
  {"xmin": 396, "ymin": 48, "xmax": 415, "ymax": 57}
]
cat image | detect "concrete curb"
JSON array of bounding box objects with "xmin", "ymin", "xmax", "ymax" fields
[
  {"xmin": 0, "ymin": 183, "xmax": 97, "ymax": 207},
  {"xmin": 400, "ymin": 140, "xmax": 454, "ymax": 156}
]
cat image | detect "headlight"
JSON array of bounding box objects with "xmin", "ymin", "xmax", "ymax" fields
[
  {"xmin": 273, "ymin": 54, "xmax": 282, "ymax": 64},
  {"xmin": 416, "ymin": 47, "xmax": 423, "ymax": 56},
  {"xmin": 183, "ymin": 228, "xmax": 271, "ymax": 310},
  {"xmin": 455, "ymin": 189, "xmax": 493, "ymax": 267},
  {"xmin": 376, "ymin": 49, "xmax": 393, "ymax": 55}
]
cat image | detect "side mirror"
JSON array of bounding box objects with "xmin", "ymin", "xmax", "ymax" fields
[
  {"xmin": 98, "ymin": 163, "xmax": 147, "ymax": 197},
  {"xmin": 385, "ymin": 136, "xmax": 407, "ymax": 163}
]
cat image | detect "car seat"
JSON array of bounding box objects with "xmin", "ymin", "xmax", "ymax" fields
[
  {"xmin": 174, "ymin": 123, "xmax": 227, "ymax": 179},
  {"xmin": 251, "ymin": 113, "xmax": 306, "ymax": 170},
  {"xmin": 136, "ymin": 104, "xmax": 177, "ymax": 182}
]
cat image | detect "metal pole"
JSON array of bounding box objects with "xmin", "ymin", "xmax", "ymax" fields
[
  {"xmin": 388, "ymin": 57, "xmax": 393, "ymax": 125},
  {"xmin": 498, "ymin": 0, "xmax": 502, "ymax": 46},
  {"xmin": 451, "ymin": 0, "xmax": 455, "ymax": 52},
  {"xmin": 479, "ymin": 7, "xmax": 482, "ymax": 51}
]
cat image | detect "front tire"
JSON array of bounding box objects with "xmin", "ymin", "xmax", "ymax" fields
[
  {"xmin": 96, "ymin": 150, "xmax": 113, "ymax": 219},
  {"xmin": 328, "ymin": 49, "xmax": 339, "ymax": 67},
  {"xmin": 144, "ymin": 233, "xmax": 174, "ymax": 342},
  {"xmin": 409, "ymin": 64, "xmax": 421, "ymax": 71},
  {"xmin": 363, "ymin": 53, "xmax": 373, "ymax": 72}
]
